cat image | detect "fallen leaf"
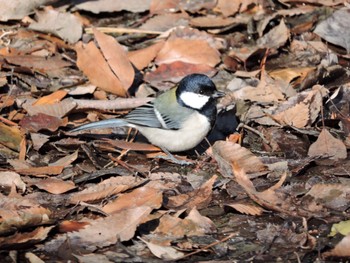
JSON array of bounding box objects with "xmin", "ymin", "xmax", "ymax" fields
[
  {"xmin": 0, "ymin": 196, "xmax": 51, "ymax": 235},
  {"xmin": 49, "ymin": 150, "xmax": 78, "ymax": 167},
  {"xmin": 0, "ymin": 122, "xmax": 23, "ymax": 152},
  {"xmin": 30, "ymin": 133, "xmax": 49, "ymax": 151},
  {"xmin": 58, "ymin": 221, "xmax": 91, "ymax": 233},
  {"xmin": 308, "ymin": 128, "xmax": 347, "ymax": 160},
  {"xmin": 102, "ymin": 186, "xmax": 163, "ymax": 214},
  {"xmin": 144, "ymin": 61, "xmax": 217, "ymax": 88},
  {"xmin": 0, "ymin": 171, "xmax": 26, "ymax": 192},
  {"xmin": 257, "ymin": 19, "xmax": 290, "ymax": 49},
  {"xmin": 16, "ymin": 166, "xmax": 64, "ymax": 176},
  {"xmin": 155, "ymin": 38, "xmax": 220, "ymax": 67},
  {"xmin": 34, "ymin": 178, "xmax": 75, "ymax": 194},
  {"xmin": 166, "ymin": 175, "xmax": 217, "ymax": 210},
  {"xmin": 305, "ymin": 183, "xmax": 350, "ymax": 211},
  {"xmin": 128, "ymin": 40, "xmax": 165, "ymax": 70},
  {"xmin": 3, "ymin": 55, "xmax": 72, "ymax": 72},
  {"xmin": 225, "ymin": 202, "xmax": 264, "ymax": 216},
  {"xmin": 329, "ymin": 220, "xmax": 350, "ymax": 237},
  {"xmin": 314, "ymin": 7, "xmax": 350, "ymax": 53},
  {"xmin": 33, "ymin": 90, "xmax": 67, "ymax": 106},
  {"xmin": 75, "ymin": 0, "xmax": 152, "ymax": 13},
  {"xmin": 211, "ymin": 141, "xmax": 267, "ymax": 176},
  {"xmin": 22, "ymin": 98, "xmax": 77, "ymax": 118},
  {"xmin": 75, "ymin": 41, "xmax": 127, "ymax": 96},
  {"xmin": 69, "ymin": 176, "xmax": 146, "ymax": 204},
  {"xmin": 0, "ymin": 0, "xmax": 50, "ymax": 21},
  {"xmin": 185, "ymin": 207, "xmax": 216, "ymax": 233},
  {"xmin": 141, "ymin": 13, "xmax": 189, "ymax": 31},
  {"xmin": 231, "ymin": 163, "xmax": 321, "ymax": 217},
  {"xmin": 216, "ymin": 0, "xmax": 240, "ymax": 17},
  {"xmin": 149, "ymin": 0, "xmax": 181, "ymax": 14},
  {"xmin": 66, "ymin": 206, "xmax": 152, "ymax": 252},
  {"xmin": 139, "ymin": 237, "xmax": 185, "ymax": 260},
  {"xmin": 19, "ymin": 113, "xmax": 67, "ymax": 132},
  {"xmin": 94, "ymin": 29, "xmax": 134, "ymax": 90},
  {"xmin": 0, "ymin": 226, "xmax": 54, "ymax": 249},
  {"xmin": 323, "ymin": 233, "xmax": 350, "ymax": 258},
  {"xmin": 28, "ymin": 7, "xmax": 83, "ymax": 43}
]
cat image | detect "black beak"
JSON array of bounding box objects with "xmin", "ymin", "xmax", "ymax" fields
[{"xmin": 212, "ymin": 90, "xmax": 225, "ymax": 98}]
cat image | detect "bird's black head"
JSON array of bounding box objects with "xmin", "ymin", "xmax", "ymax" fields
[{"xmin": 176, "ymin": 74, "xmax": 224, "ymax": 110}]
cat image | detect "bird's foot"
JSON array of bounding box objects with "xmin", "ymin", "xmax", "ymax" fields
[{"xmin": 154, "ymin": 148, "xmax": 194, "ymax": 165}]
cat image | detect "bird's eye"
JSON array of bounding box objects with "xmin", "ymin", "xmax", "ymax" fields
[{"xmin": 199, "ymin": 90, "xmax": 204, "ymax": 95}]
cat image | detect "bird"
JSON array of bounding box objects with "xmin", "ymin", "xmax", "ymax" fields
[{"xmin": 71, "ymin": 74, "xmax": 225, "ymax": 161}]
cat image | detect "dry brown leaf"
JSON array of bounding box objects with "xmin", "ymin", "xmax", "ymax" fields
[
  {"xmin": 0, "ymin": 171, "xmax": 26, "ymax": 192},
  {"xmin": 273, "ymin": 103, "xmax": 310, "ymax": 128},
  {"xmin": 141, "ymin": 13, "xmax": 189, "ymax": 31},
  {"xmin": 268, "ymin": 67, "xmax": 315, "ymax": 87},
  {"xmin": 323, "ymin": 233, "xmax": 350, "ymax": 258},
  {"xmin": 94, "ymin": 29, "xmax": 134, "ymax": 90},
  {"xmin": 155, "ymin": 38, "xmax": 220, "ymax": 67},
  {"xmin": 34, "ymin": 178, "xmax": 75, "ymax": 194},
  {"xmin": 166, "ymin": 175, "xmax": 217, "ymax": 210},
  {"xmin": 154, "ymin": 214, "xmax": 209, "ymax": 238},
  {"xmin": 69, "ymin": 176, "xmax": 146, "ymax": 204},
  {"xmin": 128, "ymin": 41, "xmax": 165, "ymax": 70},
  {"xmin": 59, "ymin": 206, "xmax": 153, "ymax": 253},
  {"xmin": 231, "ymin": 164, "xmax": 323, "ymax": 218},
  {"xmin": 28, "ymin": 7, "xmax": 83, "ymax": 43},
  {"xmin": 19, "ymin": 113, "xmax": 67, "ymax": 133},
  {"xmin": 257, "ymin": 19, "xmax": 290, "ymax": 49},
  {"xmin": 211, "ymin": 141, "xmax": 267, "ymax": 176},
  {"xmin": 0, "ymin": 0, "xmax": 50, "ymax": 21},
  {"xmin": 22, "ymin": 98, "xmax": 77, "ymax": 118},
  {"xmin": 49, "ymin": 150, "xmax": 78, "ymax": 167},
  {"xmin": 75, "ymin": 41, "xmax": 126, "ymax": 96},
  {"xmin": 58, "ymin": 221, "xmax": 91, "ymax": 233},
  {"xmin": 272, "ymin": 85, "xmax": 328, "ymax": 128},
  {"xmin": 0, "ymin": 196, "xmax": 51, "ymax": 235},
  {"xmin": 0, "ymin": 226, "xmax": 54, "ymax": 249},
  {"xmin": 308, "ymin": 129, "xmax": 347, "ymax": 160},
  {"xmin": 33, "ymin": 90, "xmax": 67, "ymax": 106},
  {"xmin": 149, "ymin": 0, "xmax": 181, "ymax": 14},
  {"xmin": 190, "ymin": 16, "xmax": 236, "ymax": 28},
  {"xmin": 0, "ymin": 122, "xmax": 23, "ymax": 152},
  {"xmin": 233, "ymin": 70, "xmax": 286, "ymax": 103},
  {"xmin": 102, "ymin": 186, "xmax": 163, "ymax": 214},
  {"xmin": 216, "ymin": 0, "xmax": 241, "ymax": 16},
  {"xmin": 305, "ymin": 183, "xmax": 350, "ymax": 211},
  {"xmin": 146, "ymin": 172, "xmax": 182, "ymax": 190},
  {"xmin": 139, "ymin": 237, "xmax": 185, "ymax": 260},
  {"xmin": 75, "ymin": 0, "xmax": 152, "ymax": 13},
  {"xmin": 144, "ymin": 61, "xmax": 217, "ymax": 88},
  {"xmin": 3, "ymin": 55, "xmax": 72, "ymax": 72},
  {"xmin": 185, "ymin": 207, "xmax": 216, "ymax": 233},
  {"xmin": 16, "ymin": 166, "xmax": 64, "ymax": 176},
  {"xmin": 225, "ymin": 202, "xmax": 264, "ymax": 216}
]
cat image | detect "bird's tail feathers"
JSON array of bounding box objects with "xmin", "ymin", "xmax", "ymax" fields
[{"xmin": 71, "ymin": 119, "xmax": 131, "ymax": 132}]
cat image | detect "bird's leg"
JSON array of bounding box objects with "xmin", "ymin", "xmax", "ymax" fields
[{"xmin": 154, "ymin": 147, "xmax": 194, "ymax": 165}]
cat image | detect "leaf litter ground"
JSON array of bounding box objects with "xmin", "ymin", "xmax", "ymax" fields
[{"xmin": 0, "ymin": 0, "xmax": 350, "ymax": 262}]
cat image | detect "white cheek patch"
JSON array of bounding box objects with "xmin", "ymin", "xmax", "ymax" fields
[{"xmin": 180, "ymin": 92, "xmax": 210, "ymax": 109}]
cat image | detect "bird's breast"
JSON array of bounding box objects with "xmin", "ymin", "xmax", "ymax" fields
[{"xmin": 136, "ymin": 111, "xmax": 211, "ymax": 152}]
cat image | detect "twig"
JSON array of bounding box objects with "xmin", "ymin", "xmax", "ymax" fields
[
  {"xmin": 174, "ymin": 232, "xmax": 237, "ymax": 261},
  {"xmin": 74, "ymin": 97, "xmax": 154, "ymax": 111}
]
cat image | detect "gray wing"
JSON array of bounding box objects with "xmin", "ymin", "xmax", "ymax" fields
[{"xmin": 126, "ymin": 101, "xmax": 182, "ymax": 130}]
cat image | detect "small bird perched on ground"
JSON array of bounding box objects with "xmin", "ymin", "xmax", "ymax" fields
[{"xmin": 72, "ymin": 74, "xmax": 225, "ymax": 161}]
